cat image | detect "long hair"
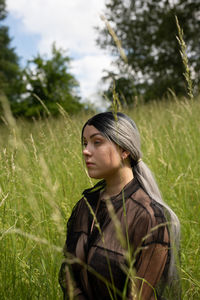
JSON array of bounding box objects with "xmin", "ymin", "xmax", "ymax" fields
[{"xmin": 81, "ymin": 111, "xmax": 180, "ymax": 284}]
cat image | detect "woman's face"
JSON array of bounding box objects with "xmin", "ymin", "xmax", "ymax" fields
[{"xmin": 82, "ymin": 125, "xmax": 124, "ymax": 180}]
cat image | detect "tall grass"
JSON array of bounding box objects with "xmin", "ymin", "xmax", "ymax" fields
[{"xmin": 0, "ymin": 97, "xmax": 200, "ymax": 299}]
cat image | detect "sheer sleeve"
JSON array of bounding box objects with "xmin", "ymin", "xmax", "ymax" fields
[
  {"xmin": 59, "ymin": 199, "xmax": 89, "ymax": 300},
  {"xmin": 130, "ymin": 202, "xmax": 170, "ymax": 300},
  {"xmin": 59, "ymin": 261, "xmax": 87, "ymax": 300}
]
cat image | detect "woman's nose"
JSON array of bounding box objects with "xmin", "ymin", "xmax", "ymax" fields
[{"xmin": 83, "ymin": 146, "xmax": 92, "ymax": 156}]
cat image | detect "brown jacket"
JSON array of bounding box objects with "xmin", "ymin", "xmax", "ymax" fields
[{"xmin": 59, "ymin": 178, "xmax": 178, "ymax": 299}]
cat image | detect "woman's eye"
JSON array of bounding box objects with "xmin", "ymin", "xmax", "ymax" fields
[
  {"xmin": 83, "ymin": 142, "xmax": 87, "ymax": 147},
  {"xmin": 94, "ymin": 140, "xmax": 101, "ymax": 145}
]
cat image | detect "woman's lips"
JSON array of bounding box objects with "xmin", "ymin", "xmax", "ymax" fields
[{"xmin": 86, "ymin": 161, "xmax": 95, "ymax": 167}]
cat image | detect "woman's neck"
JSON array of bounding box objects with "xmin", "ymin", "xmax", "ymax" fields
[{"xmin": 102, "ymin": 166, "xmax": 134, "ymax": 199}]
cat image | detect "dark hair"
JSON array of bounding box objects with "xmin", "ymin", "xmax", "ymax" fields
[{"xmin": 82, "ymin": 112, "xmax": 141, "ymax": 166}]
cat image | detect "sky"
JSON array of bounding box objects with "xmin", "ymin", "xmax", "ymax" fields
[{"xmin": 5, "ymin": 0, "xmax": 115, "ymax": 109}]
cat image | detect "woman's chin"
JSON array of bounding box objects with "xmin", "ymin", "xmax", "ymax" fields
[{"xmin": 88, "ymin": 172, "xmax": 103, "ymax": 180}]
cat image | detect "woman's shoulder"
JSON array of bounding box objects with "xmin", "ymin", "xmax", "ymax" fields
[
  {"xmin": 127, "ymin": 188, "xmax": 169, "ymax": 245},
  {"xmin": 66, "ymin": 197, "xmax": 90, "ymax": 240},
  {"xmin": 128, "ymin": 187, "xmax": 169, "ymax": 245},
  {"xmin": 68, "ymin": 196, "xmax": 90, "ymax": 223},
  {"xmin": 66, "ymin": 181, "xmax": 105, "ymax": 232},
  {"xmin": 128, "ymin": 187, "xmax": 168, "ymax": 240},
  {"xmin": 130, "ymin": 187, "xmax": 166, "ymax": 219}
]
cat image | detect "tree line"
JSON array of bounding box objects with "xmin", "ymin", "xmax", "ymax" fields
[
  {"xmin": 1, "ymin": 0, "xmax": 200, "ymax": 118},
  {"xmin": 0, "ymin": 0, "xmax": 83, "ymax": 118},
  {"xmin": 97, "ymin": 0, "xmax": 200, "ymax": 106}
]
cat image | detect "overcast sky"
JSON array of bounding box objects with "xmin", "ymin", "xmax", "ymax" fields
[{"xmin": 5, "ymin": 0, "xmax": 114, "ymax": 109}]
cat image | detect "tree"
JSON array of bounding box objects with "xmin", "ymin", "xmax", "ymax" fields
[
  {"xmin": 0, "ymin": 0, "xmax": 23, "ymax": 102},
  {"xmin": 13, "ymin": 44, "xmax": 83, "ymax": 117},
  {"xmin": 102, "ymin": 71, "xmax": 138, "ymax": 107},
  {"xmin": 97, "ymin": 0, "xmax": 200, "ymax": 102}
]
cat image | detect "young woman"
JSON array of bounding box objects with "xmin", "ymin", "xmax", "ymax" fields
[{"xmin": 59, "ymin": 112, "xmax": 181, "ymax": 300}]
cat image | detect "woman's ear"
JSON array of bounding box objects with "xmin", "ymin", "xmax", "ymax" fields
[{"xmin": 121, "ymin": 149, "xmax": 130, "ymax": 160}]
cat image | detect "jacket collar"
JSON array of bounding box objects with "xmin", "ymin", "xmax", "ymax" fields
[
  {"xmin": 83, "ymin": 177, "xmax": 140, "ymax": 202},
  {"xmin": 82, "ymin": 180, "xmax": 106, "ymax": 199}
]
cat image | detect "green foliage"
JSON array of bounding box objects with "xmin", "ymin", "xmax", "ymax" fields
[
  {"xmin": 0, "ymin": 0, "xmax": 6, "ymax": 20},
  {"xmin": 0, "ymin": 96, "xmax": 200, "ymax": 299},
  {"xmin": 11, "ymin": 43, "xmax": 83, "ymax": 118},
  {"xmin": 0, "ymin": 0, "xmax": 23, "ymax": 102},
  {"xmin": 103, "ymin": 74, "xmax": 138, "ymax": 107},
  {"xmin": 0, "ymin": 1, "xmax": 86, "ymax": 117},
  {"xmin": 97, "ymin": 0, "xmax": 200, "ymax": 101}
]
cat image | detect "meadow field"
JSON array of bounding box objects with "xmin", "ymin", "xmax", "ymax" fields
[{"xmin": 0, "ymin": 97, "xmax": 199, "ymax": 299}]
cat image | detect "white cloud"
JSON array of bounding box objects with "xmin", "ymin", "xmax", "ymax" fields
[
  {"xmin": 71, "ymin": 54, "xmax": 113, "ymax": 99},
  {"xmin": 6, "ymin": 0, "xmax": 114, "ymax": 107}
]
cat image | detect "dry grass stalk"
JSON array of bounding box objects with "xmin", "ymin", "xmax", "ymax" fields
[{"xmin": 175, "ymin": 16, "xmax": 193, "ymax": 100}]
